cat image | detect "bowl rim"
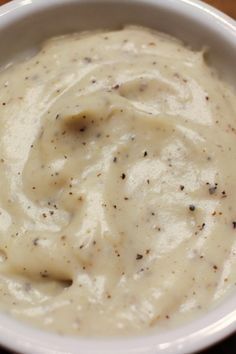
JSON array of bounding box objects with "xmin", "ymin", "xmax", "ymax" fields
[{"xmin": 0, "ymin": 0, "xmax": 235, "ymax": 353}]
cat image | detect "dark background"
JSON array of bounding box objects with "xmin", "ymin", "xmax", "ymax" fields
[{"xmin": 0, "ymin": 0, "xmax": 235, "ymax": 353}]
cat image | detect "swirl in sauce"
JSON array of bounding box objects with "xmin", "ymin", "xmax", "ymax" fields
[{"xmin": 0, "ymin": 26, "xmax": 235, "ymax": 335}]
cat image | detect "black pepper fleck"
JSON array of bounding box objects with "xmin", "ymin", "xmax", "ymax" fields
[
  {"xmin": 200, "ymin": 223, "xmax": 205, "ymax": 230},
  {"xmin": 112, "ymin": 84, "xmax": 120, "ymax": 90},
  {"xmin": 33, "ymin": 238, "xmax": 39, "ymax": 246},
  {"xmin": 79, "ymin": 127, "xmax": 86, "ymax": 133},
  {"xmin": 189, "ymin": 204, "xmax": 196, "ymax": 212},
  {"xmin": 136, "ymin": 254, "xmax": 143, "ymax": 260}
]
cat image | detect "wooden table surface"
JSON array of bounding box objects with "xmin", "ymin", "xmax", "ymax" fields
[
  {"xmin": 204, "ymin": 0, "xmax": 236, "ymax": 18},
  {"xmin": 0, "ymin": 0, "xmax": 235, "ymax": 354}
]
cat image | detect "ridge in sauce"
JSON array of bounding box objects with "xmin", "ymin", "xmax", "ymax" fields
[{"xmin": 0, "ymin": 26, "xmax": 236, "ymax": 336}]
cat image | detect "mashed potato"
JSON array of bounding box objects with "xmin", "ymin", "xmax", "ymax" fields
[{"xmin": 0, "ymin": 26, "xmax": 236, "ymax": 336}]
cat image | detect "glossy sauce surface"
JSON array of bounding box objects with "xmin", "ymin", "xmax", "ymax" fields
[{"xmin": 0, "ymin": 27, "xmax": 236, "ymax": 336}]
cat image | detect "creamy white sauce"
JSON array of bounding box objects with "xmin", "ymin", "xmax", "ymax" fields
[{"xmin": 0, "ymin": 26, "xmax": 236, "ymax": 336}]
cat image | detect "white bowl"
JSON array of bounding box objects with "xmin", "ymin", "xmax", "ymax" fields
[{"xmin": 0, "ymin": 0, "xmax": 235, "ymax": 353}]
